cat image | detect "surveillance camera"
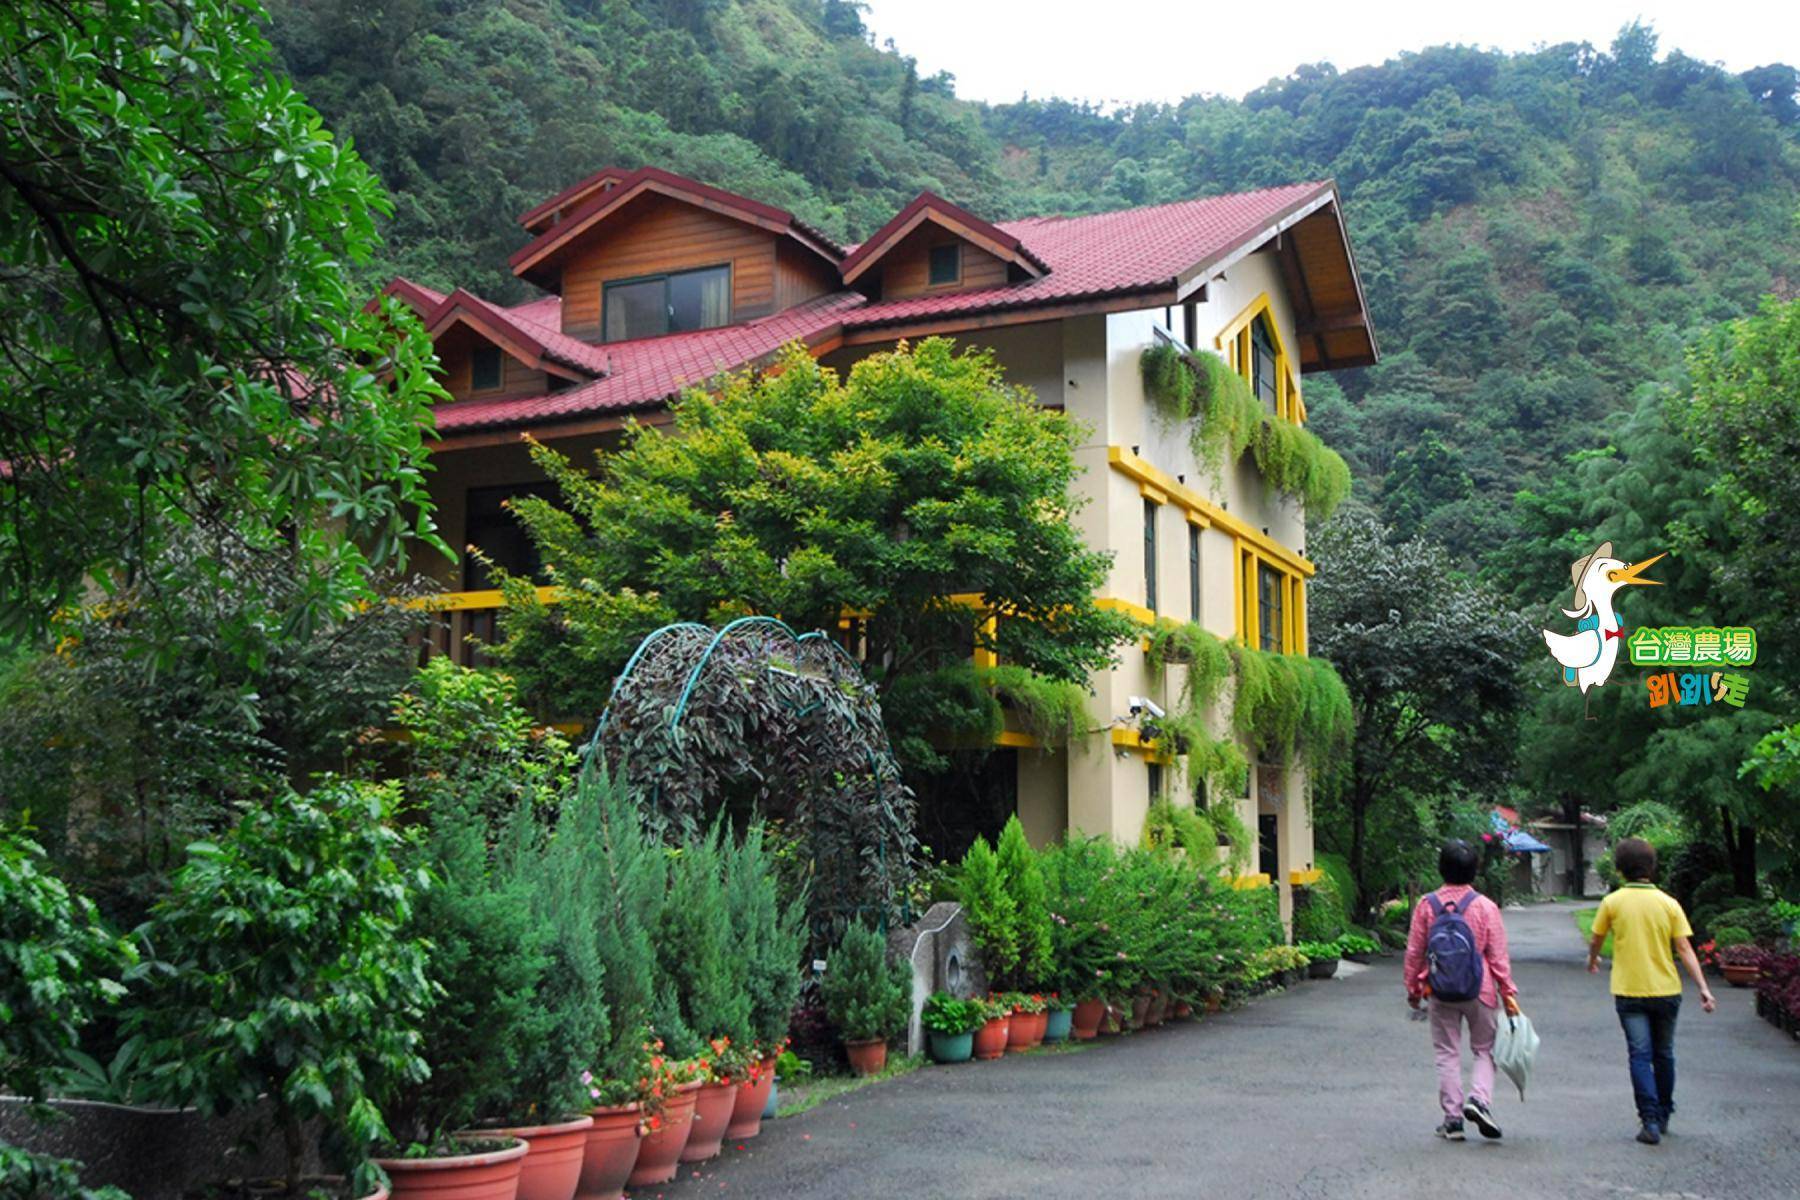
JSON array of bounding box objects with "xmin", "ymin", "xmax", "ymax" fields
[
  {"xmin": 1127, "ymin": 696, "xmax": 1166, "ymax": 720},
  {"xmin": 1141, "ymin": 698, "xmax": 1167, "ymax": 720}
]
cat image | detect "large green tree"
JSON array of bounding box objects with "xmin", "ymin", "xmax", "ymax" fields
[
  {"xmin": 492, "ymin": 339, "xmax": 1135, "ymax": 775},
  {"xmin": 1307, "ymin": 504, "xmax": 1533, "ymax": 913},
  {"xmin": 0, "ymin": 0, "xmax": 444, "ymax": 638}
]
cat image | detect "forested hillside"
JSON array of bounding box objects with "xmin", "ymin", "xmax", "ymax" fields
[{"xmin": 271, "ymin": 3, "xmax": 1799, "ymax": 555}]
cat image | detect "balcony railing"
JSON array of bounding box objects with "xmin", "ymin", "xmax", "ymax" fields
[{"xmin": 409, "ymin": 586, "xmax": 561, "ymax": 668}]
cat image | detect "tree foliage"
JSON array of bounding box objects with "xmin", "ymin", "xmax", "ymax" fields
[{"xmin": 0, "ymin": 0, "xmax": 445, "ymax": 638}]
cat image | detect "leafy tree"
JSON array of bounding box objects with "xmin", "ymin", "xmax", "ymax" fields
[
  {"xmin": 131, "ymin": 780, "xmax": 431, "ymax": 1195},
  {"xmin": 1308, "ymin": 505, "xmax": 1532, "ymax": 913},
  {"xmin": 0, "ymin": 0, "xmax": 445, "ymax": 637},
  {"xmin": 492, "ymin": 340, "xmax": 1135, "ymax": 779},
  {"xmin": 0, "ymin": 830, "xmax": 134, "ymax": 1103}
]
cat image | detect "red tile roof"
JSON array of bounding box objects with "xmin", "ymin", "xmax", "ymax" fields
[
  {"xmin": 839, "ymin": 190, "xmax": 1049, "ymax": 284},
  {"xmin": 517, "ymin": 166, "xmax": 632, "ymax": 231},
  {"xmin": 426, "ymin": 179, "xmax": 1348, "ymax": 434},
  {"xmin": 424, "ymin": 289, "xmax": 612, "ymax": 378},
  {"xmin": 432, "ymin": 292, "xmax": 861, "ymax": 432},
  {"xmin": 843, "ymin": 181, "xmax": 1332, "ymax": 330}
]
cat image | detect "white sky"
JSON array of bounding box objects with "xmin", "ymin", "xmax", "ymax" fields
[{"xmin": 860, "ymin": 1, "xmax": 1800, "ymax": 107}]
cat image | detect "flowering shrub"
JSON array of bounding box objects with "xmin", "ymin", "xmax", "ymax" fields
[{"xmin": 1719, "ymin": 943, "xmax": 1767, "ymax": 969}]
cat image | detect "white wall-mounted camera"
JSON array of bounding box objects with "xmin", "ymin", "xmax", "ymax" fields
[{"xmin": 1127, "ymin": 695, "xmax": 1166, "ymax": 720}]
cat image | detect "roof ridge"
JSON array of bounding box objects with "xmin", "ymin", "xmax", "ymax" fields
[{"xmin": 1001, "ymin": 180, "xmax": 1331, "ymax": 230}]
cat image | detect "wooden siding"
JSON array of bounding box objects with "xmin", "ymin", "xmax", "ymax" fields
[
  {"xmin": 558, "ymin": 196, "xmax": 778, "ymax": 339},
  {"xmin": 877, "ymin": 225, "xmax": 1009, "ymax": 299},
  {"xmin": 439, "ymin": 330, "xmax": 549, "ymax": 403},
  {"xmin": 773, "ymin": 240, "xmax": 840, "ymax": 312}
]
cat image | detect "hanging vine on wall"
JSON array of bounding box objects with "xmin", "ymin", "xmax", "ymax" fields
[
  {"xmin": 1140, "ymin": 342, "xmax": 1351, "ymax": 520},
  {"xmin": 885, "ymin": 662, "xmax": 1092, "ymax": 750},
  {"xmin": 1228, "ymin": 641, "xmax": 1353, "ymax": 766}
]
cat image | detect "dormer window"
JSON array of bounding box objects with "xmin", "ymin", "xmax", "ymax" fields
[
  {"xmin": 928, "ymin": 243, "xmax": 961, "ymax": 286},
  {"xmin": 1250, "ymin": 318, "xmax": 1278, "ymax": 413},
  {"xmin": 602, "ymin": 264, "xmax": 731, "ymax": 342},
  {"xmin": 471, "ymin": 346, "xmax": 503, "ymax": 391}
]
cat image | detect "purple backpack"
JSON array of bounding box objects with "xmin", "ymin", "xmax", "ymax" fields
[{"xmin": 1425, "ymin": 893, "xmax": 1484, "ymax": 1002}]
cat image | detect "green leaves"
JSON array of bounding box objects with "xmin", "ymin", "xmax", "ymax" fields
[{"xmin": 820, "ymin": 921, "xmax": 909, "ymax": 1043}]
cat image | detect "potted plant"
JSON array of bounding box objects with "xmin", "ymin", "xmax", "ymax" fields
[
  {"xmin": 1335, "ymin": 930, "xmax": 1381, "ymax": 964},
  {"xmin": 626, "ymin": 1051, "xmax": 700, "ymax": 1189},
  {"xmin": 1719, "ymin": 942, "xmax": 1766, "ymax": 987},
  {"xmin": 821, "ymin": 921, "xmax": 910, "ymax": 1076},
  {"xmin": 130, "ymin": 782, "xmax": 436, "ymax": 1200},
  {"xmin": 681, "ymin": 1036, "xmax": 750, "ymax": 1164},
  {"xmin": 1297, "ymin": 941, "xmax": 1341, "ymax": 979},
  {"xmin": 764, "ymin": 1049, "xmax": 811, "ymax": 1119},
  {"xmin": 1008, "ymin": 992, "xmax": 1049, "ymax": 1051},
  {"xmin": 972, "ymin": 995, "xmax": 1012, "ymax": 1059},
  {"xmin": 1043, "ymin": 993, "xmax": 1074, "ymax": 1042},
  {"xmin": 921, "ymin": 993, "xmax": 984, "ymax": 1063},
  {"xmin": 724, "ymin": 824, "xmax": 806, "ymax": 1142}
]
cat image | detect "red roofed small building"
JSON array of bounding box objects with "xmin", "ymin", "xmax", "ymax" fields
[{"xmin": 392, "ymin": 166, "xmax": 1375, "ymax": 913}]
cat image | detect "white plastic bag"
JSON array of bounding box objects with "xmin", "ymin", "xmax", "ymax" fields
[{"xmin": 1492, "ymin": 1011, "xmax": 1540, "ymax": 1102}]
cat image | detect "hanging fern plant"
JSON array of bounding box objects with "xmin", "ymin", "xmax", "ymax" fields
[
  {"xmin": 1145, "ymin": 618, "xmax": 1233, "ymax": 708},
  {"xmin": 1137, "ymin": 344, "xmax": 1350, "ymax": 520},
  {"xmin": 1228, "ymin": 642, "xmax": 1352, "ymax": 765}
]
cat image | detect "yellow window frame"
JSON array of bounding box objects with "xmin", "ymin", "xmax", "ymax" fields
[
  {"xmin": 1233, "ymin": 539, "xmax": 1307, "ymax": 655},
  {"xmin": 1215, "ymin": 292, "xmax": 1304, "ymax": 425}
]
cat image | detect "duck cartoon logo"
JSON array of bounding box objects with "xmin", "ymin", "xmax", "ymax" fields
[{"xmin": 1541, "ymin": 540, "xmax": 1664, "ymax": 718}]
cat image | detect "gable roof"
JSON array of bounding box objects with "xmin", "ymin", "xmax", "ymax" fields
[
  {"xmin": 368, "ymin": 276, "xmax": 447, "ymax": 316},
  {"xmin": 425, "ymin": 176, "xmax": 1374, "ymax": 437},
  {"xmin": 839, "ymin": 190, "xmax": 1049, "ymax": 286},
  {"xmin": 431, "ymin": 292, "xmax": 860, "ymax": 434},
  {"xmin": 421, "ymin": 288, "xmax": 611, "ymax": 380},
  {"xmin": 508, "ymin": 166, "xmax": 844, "ymax": 287}
]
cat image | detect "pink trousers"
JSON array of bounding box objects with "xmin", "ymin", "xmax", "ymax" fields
[{"xmin": 1429, "ymin": 996, "xmax": 1498, "ymax": 1118}]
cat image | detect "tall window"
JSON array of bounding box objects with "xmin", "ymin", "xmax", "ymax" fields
[
  {"xmin": 1143, "ymin": 499, "xmax": 1158, "ymax": 613},
  {"xmin": 928, "ymin": 243, "xmax": 961, "ymax": 286},
  {"xmin": 1188, "ymin": 524, "xmax": 1202, "ymax": 620},
  {"xmin": 1258, "ymin": 561, "xmax": 1284, "ymax": 652},
  {"xmin": 602, "ymin": 264, "xmax": 731, "ymax": 341},
  {"xmin": 1147, "ymin": 761, "xmax": 1163, "ymax": 803},
  {"xmin": 470, "ymin": 346, "xmax": 502, "ymax": 392},
  {"xmin": 1250, "ymin": 318, "xmax": 1278, "ymax": 412}
]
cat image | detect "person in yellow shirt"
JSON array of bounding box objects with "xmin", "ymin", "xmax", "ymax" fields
[{"xmin": 1587, "ymin": 837, "xmax": 1716, "ymax": 1145}]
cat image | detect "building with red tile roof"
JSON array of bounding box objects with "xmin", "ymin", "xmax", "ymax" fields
[{"xmin": 400, "ymin": 167, "xmax": 1374, "ymax": 904}]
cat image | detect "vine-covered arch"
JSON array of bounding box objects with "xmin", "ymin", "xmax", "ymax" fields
[{"xmin": 590, "ymin": 617, "xmax": 916, "ymax": 939}]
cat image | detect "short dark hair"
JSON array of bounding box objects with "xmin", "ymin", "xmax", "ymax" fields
[
  {"xmin": 1439, "ymin": 839, "xmax": 1480, "ymax": 885},
  {"xmin": 1614, "ymin": 837, "xmax": 1657, "ymax": 882}
]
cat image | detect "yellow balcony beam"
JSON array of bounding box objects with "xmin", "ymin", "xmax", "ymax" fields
[{"xmin": 1108, "ymin": 446, "xmax": 1314, "ymax": 578}]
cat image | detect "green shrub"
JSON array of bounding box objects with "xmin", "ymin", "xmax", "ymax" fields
[
  {"xmin": 0, "ymin": 1145, "xmax": 127, "ymax": 1200},
  {"xmin": 133, "ymin": 781, "xmax": 429, "ymax": 1195},
  {"xmin": 726, "ymin": 821, "xmax": 808, "ymax": 1053},
  {"xmin": 1293, "ymin": 875, "xmax": 1349, "ymax": 944},
  {"xmin": 821, "ymin": 922, "xmax": 910, "ymax": 1043},
  {"xmin": 920, "ymin": 993, "xmax": 985, "ymax": 1036},
  {"xmin": 995, "ymin": 816, "xmax": 1052, "ymax": 989},
  {"xmin": 957, "ymin": 835, "xmax": 1018, "ymax": 986},
  {"xmin": 1229, "ymin": 644, "xmax": 1354, "ymax": 765},
  {"xmin": 1710, "ymin": 924, "xmax": 1753, "ymax": 949},
  {"xmin": 656, "ymin": 820, "xmax": 751, "ymax": 1059},
  {"xmin": 1317, "ymin": 853, "xmax": 1359, "ymax": 920},
  {"xmin": 0, "ymin": 830, "xmax": 135, "ymax": 1105}
]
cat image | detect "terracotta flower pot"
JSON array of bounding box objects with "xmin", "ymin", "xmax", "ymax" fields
[
  {"xmin": 679, "ymin": 1079, "xmax": 739, "ymax": 1162},
  {"xmin": 1070, "ymin": 1000, "xmax": 1105, "ymax": 1040},
  {"xmin": 1205, "ymin": 991, "xmax": 1223, "ymax": 1014},
  {"xmin": 1172, "ymin": 1001, "xmax": 1193, "ymax": 1020},
  {"xmin": 574, "ymin": 1103, "xmax": 641, "ymax": 1200},
  {"xmin": 1145, "ymin": 992, "xmax": 1168, "ymax": 1026},
  {"xmin": 1043, "ymin": 1007, "xmax": 1073, "ymax": 1042},
  {"xmin": 361, "ymin": 1188, "xmax": 390, "ymax": 1200},
  {"xmin": 375, "ymin": 1137, "xmax": 528, "ymax": 1200},
  {"xmin": 1722, "ymin": 963, "xmax": 1761, "ymax": 987},
  {"xmin": 844, "ymin": 1037, "xmax": 888, "ymax": 1076},
  {"xmin": 1128, "ymin": 993, "xmax": 1151, "ymax": 1030},
  {"xmin": 972, "ymin": 1015, "xmax": 1010, "ymax": 1059},
  {"xmin": 626, "ymin": 1084, "xmax": 698, "ymax": 1189},
  {"xmin": 1100, "ymin": 1004, "xmax": 1124, "ymax": 1035},
  {"xmin": 483, "ymin": 1114, "xmax": 593, "ymax": 1200},
  {"xmin": 1027, "ymin": 1010, "xmax": 1048, "ymax": 1045},
  {"xmin": 1006, "ymin": 1009, "xmax": 1044, "ymax": 1052},
  {"xmin": 728, "ymin": 1067, "xmax": 775, "ymax": 1140}
]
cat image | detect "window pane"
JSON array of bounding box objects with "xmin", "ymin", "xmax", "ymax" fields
[
  {"xmin": 1143, "ymin": 499, "xmax": 1158, "ymax": 613},
  {"xmin": 603, "ymin": 277, "xmax": 667, "ymax": 341},
  {"xmin": 1252, "ymin": 319, "xmax": 1278, "ymax": 410},
  {"xmin": 1258, "ymin": 563, "xmax": 1283, "ymax": 652},
  {"xmin": 929, "ymin": 243, "xmax": 960, "ymax": 285},
  {"xmin": 1188, "ymin": 524, "xmax": 1201, "ymax": 620},
  {"xmin": 471, "ymin": 346, "xmax": 502, "ymax": 391},
  {"xmin": 669, "ymin": 266, "xmax": 731, "ymax": 332}
]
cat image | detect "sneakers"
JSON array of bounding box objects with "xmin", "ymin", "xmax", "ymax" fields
[
  {"xmin": 1462, "ymin": 1098, "xmax": 1503, "ymax": 1139},
  {"xmin": 1636, "ymin": 1122, "xmax": 1662, "ymax": 1145},
  {"xmin": 1436, "ymin": 1118, "xmax": 1466, "ymax": 1141},
  {"xmin": 1660, "ymin": 1105, "xmax": 1674, "ymax": 1132}
]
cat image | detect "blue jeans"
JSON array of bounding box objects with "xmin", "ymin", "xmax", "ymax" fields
[{"xmin": 1615, "ymin": 995, "xmax": 1680, "ymax": 1125}]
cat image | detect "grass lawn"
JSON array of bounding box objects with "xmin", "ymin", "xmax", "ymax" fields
[{"xmin": 1575, "ymin": 907, "xmax": 1613, "ymax": 957}]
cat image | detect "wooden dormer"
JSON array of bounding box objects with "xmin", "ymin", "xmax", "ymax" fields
[
  {"xmin": 508, "ymin": 167, "xmax": 844, "ymax": 344},
  {"xmin": 839, "ymin": 191, "xmax": 1049, "ymax": 301}
]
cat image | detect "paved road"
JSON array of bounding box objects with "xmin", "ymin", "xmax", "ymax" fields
[{"xmin": 654, "ymin": 904, "xmax": 1800, "ymax": 1200}]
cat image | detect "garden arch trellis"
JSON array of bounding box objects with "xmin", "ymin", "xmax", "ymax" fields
[{"xmin": 588, "ymin": 617, "xmax": 917, "ymax": 941}]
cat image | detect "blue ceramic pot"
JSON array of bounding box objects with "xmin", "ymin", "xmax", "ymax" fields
[
  {"xmin": 928, "ymin": 1031, "xmax": 974, "ymax": 1064},
  {"xmin": 1042, "ymin": 1007, "xmax": 1073, "ymax": 1042},
  {"xmin": 763, "ymin": 1078, "xmax": 778, "ymax": 1119}
]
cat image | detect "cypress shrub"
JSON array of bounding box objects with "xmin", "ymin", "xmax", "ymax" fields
[
  {"xmin": 821, "ymin": 921, "xmax": 910, "ymax": 1043},
  {"xmin": 656, "ymin": 819, "xmax": 749, "ymax": 1059},
  {"xmin": 957, "ymin": 835, "xmax": 1018, "ymax": 987},
  {"xmin": 995, "ymin": 816, "xmax": 1052, "ymax": 989},
  {"xmin": 727, "ymin": 821, "xmax": 808, "ymax": 1052}
]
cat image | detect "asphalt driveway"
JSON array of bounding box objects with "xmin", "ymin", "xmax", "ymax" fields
[{"xmin": 652, "ymin": 902, "xmax": 1800, "ymax": 1200}]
